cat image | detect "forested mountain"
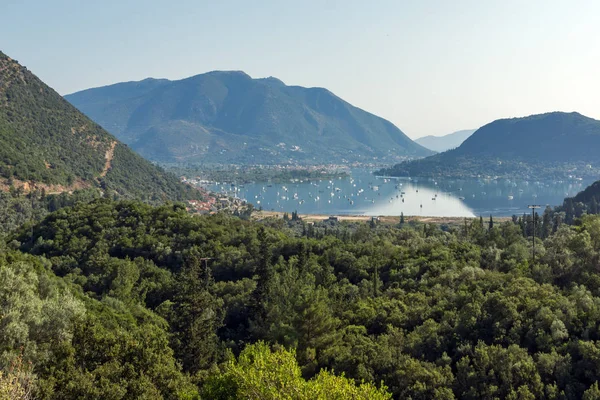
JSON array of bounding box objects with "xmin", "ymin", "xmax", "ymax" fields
[
  {"xmin": 2, "ymin": 195, "xmax": 600, "ymax": 398},
  {"xmin": 559, "ymin": 179, "xmax": 600, "ymax": 223},
  {"xmin": 65, "ymin": 72, "xmax": 432, "ymax": 164},
  {"xmin": 0, "ymin": 51, "xmax": 198, "ymax": 200},
  {"xmin": 380, "ymin": 112, "xmax": 600, "ymax": 179},
  {"xmin": 415, "ymin": 129, "xmax": 475, "ymax": 152}
]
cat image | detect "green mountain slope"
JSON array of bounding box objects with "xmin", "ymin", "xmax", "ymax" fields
[
  {"xmin": 558, "ymin": 179, "xmax": 600, "ymax": 222},
  {"xmin": 380, "ymin": 112, "xmax": 600, "ymax": 179},
  {"xmin": 0, "ymin": 51, "xmax": 198, "ymax": 200},
  {"xmin": 66, "ymin": 72, "xmax": 432, "ymax": 164}
]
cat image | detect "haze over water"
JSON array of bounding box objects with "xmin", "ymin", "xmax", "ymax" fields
[{"xmin": 206, "ymin": 170, "xmax": 592, "ymax": 217}]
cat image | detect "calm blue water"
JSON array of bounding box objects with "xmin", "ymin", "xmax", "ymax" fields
[{"xmin": 204, "ymin": 170, "xmax": 593, "ymax": 217}]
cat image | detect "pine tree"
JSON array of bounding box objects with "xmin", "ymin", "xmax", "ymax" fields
[
  {"xmin": 542, "ymin": 207, "xmax": 553, "ymax": 238},
  {"xmin": 488, "ymin": 215, "xmax": 494, "ymax": 230},
  {"xmin": 590, "ymin": 197, "xmax": 599, "ymax": 214},
  {"xmin": 307, "ymin": 223, "xmax": 315, "ymax": 238},
  {"xmin": 553, "ymin": 212, "xmax": 565, "ymax": 233},
  {"xmin": 251, "ymin": 226, "xmax": 275, "ymax": 327},
  {"xmin": 294, "ymin": 288, "xmax": 341, "ymax": 376},
  {"xmin": 171, "ymin": 248, "xmax": 223, "ymax": 373}
]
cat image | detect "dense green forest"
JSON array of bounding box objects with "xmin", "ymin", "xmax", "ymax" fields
[{"xmin": 2, "ymin": 192, "xmax": 600, "ymax": 398}]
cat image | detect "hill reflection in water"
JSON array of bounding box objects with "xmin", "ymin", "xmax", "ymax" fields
[{"xmin": 205, "ymin": 170, "xmax": 593, "ymax": 217}]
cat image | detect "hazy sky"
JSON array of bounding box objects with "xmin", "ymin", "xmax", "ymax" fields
[{"xmin": 2, "ymin": 0, "xmax": 599, "ymax": 139}]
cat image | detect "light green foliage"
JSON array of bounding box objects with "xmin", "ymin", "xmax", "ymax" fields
[
  {"xmin": 0, "ymin": 354, "xmax": 34, "ymax": 400},
  {"xmin": 583, "ymin": 382, "xmax": 600, "ymax": 400},
  {"xmin": 0, "ymin": 250, "xmax": 198, "ymax": 399},
  {"xmin": 0, "ymin": 254, "xmax": 85, "ymax": 368},
  {"xmin": 203, "ymin": 342, "xmax": 391, "ymax": 400}
]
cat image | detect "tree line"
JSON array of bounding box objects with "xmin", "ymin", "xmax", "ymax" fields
[{"xmin": 1, "ymin": 196, "xmax": 600, "ymax": 398}]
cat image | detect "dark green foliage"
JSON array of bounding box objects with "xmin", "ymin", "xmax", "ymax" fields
[
  {"xmin": 0, "ymin": 51, "xmax": 199, "ymax": 201},
  {"xmin": 379, "ymin": 112, "xmax": 600, "ymax": 180},
  {"xmin": 560, "ymin": 180, "xmax": 600, "ymax": 222},
  {"xmin": 5, "ymin": 198, "xmax": 600, "ymax": 398},
  {"xmin": 168, "ymin": 249, "xmax": 224, "ymax": 374},
  {"xmin": 0, "ymin": 188, "xmax": 101, "ymax": 234},
  {"xmin": 65, "ymin": 72, "xmax": 432, "ymax": 164}
]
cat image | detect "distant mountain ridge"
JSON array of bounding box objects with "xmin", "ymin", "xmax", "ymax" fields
[
  {"xmin": 66, "ymin": 72, "xmax": 433, "ymax": 164},
  {"xmin": 379, "ymin": 112, "xmax": 600, "ymax": 180},
  {"xmin": 0, "ymin": 51, "xmax": 198, "ymax": 200},
  {"xmin": 415, "ymin": 129, "xmax": 476, "ymax": 152}
]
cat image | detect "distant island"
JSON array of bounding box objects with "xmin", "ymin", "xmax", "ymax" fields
[
  {"xmin": 378, "ymin": 112, "xmax": 600, "ymax": 180},
  {"xmin": 66, "ymin": 72, "xmax": 432, "ymax": 165}
]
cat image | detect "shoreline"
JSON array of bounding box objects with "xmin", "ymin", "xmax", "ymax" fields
[{"xmin": 253, "ymin": 211, "xmax": 512, "ymax": 224}]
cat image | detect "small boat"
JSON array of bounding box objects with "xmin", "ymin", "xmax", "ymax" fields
[{"xmin": 508, "ymin": 195, "xmax": 514, "ymax": 200}]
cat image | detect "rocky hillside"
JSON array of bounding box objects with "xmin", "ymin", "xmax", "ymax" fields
[{"xmin": 0, "ymin": 51, "xmax": 198, "ymax": 200}]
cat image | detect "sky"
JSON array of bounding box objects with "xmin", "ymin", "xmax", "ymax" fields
[{"xmin": 2, "ymin": 0, "xmax": 600, "ymax": 139}]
